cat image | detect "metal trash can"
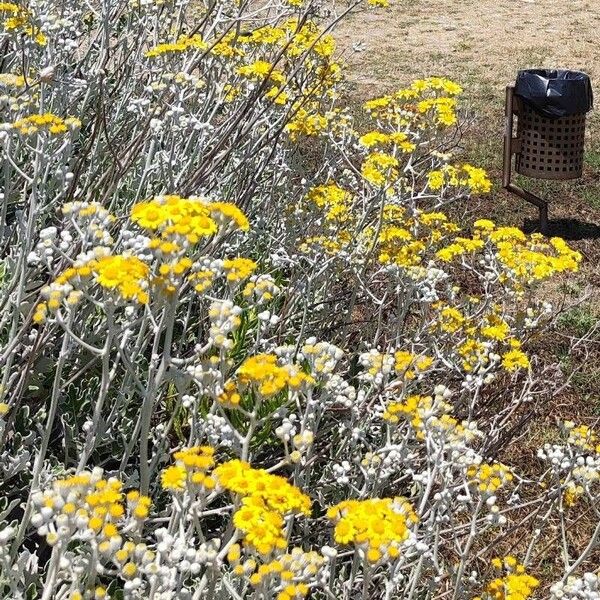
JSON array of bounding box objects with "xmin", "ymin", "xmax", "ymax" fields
[
  {"xmin": 503, "ymin": 69, "xmax": 594, "ymax": 230},
  {"xmin": 515, "ymin": 102, "xmax": 586, "ymax": 180},
  {"xmin": 514, "ymin": 69, "xmax": 592, "ymax": 180}
]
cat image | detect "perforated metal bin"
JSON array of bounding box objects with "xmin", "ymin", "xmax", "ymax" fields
[
  {"xmin": 503, "ymin": 69, "xmax": 593, "ymax": 232},
  {"xmin": 514, "ymin": 100, "xmax": 586, "ymax": 181}
]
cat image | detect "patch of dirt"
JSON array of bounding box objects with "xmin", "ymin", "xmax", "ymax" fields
[{"xmin": 336, "ymin": 0, "xmax": 600, "ymax": 102}]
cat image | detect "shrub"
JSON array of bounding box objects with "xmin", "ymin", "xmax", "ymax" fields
[{"xmin": 0, "ymin": 1, "xmax": 594, "ymax": 599}]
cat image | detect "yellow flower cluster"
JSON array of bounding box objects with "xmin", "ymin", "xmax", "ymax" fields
[
  {"xmin": 242, "ymin": 274, "xmax": 281, "ymax": 303},
  {"xmin": 564, "ymin": 421, "xmax": 599, "ymax": 453},
  {"xmin": 384, "ymin": 394, "xmax": 434, "ymax": 427},
  {"xmin": 427, "ymin": 164, "xmax": 492, "ymax": 194},
  {"xmin": 233, "ymin": 18, "xmax": 334, "ymax": 56},
  {"xmin": 286, "ymin": 105, "xmax": 328, "ymax": 140},
  {"xmin": 280, "ymin": 19, "xmax": 336, "ymax": 59},
  {"xmin": 0, "ymin": 72, "xmax": 25, "ymax": 87},
  {"xmin": 326, "ymin": 497, "xmax": 418, "ymax": 563},
  {"xmin": 0, "ymin": 2, "xmax": 46, "ymax": 44},
  {"xmin": 418, "ymin": 97, "xmax": 458, "ymax": 126},
  {"xmin": 563, "ymin": 481, "xmax": 585, "ymax": 507},
  {"xmin": 7, "ymin": 113, "xmax": 81, "ymax": 135},
  {"xmin": 435, "ymin": 236, "xmax": 484, "ymax": 262},
  {"xmin": 364, "ymin": 77, "xmax": 462, "ymax": 127},
  {"xmin": 495, "ymin": 234, "xmax": 581, "ymax": 286},
  {"xmin": 154, "ymin": 256, "xmax": 194, "ymax": 294},
  {"xmin": 501, "ymin": 347, "xmax": 530, "ymax": 372},
  {"xmin": 131, "ymin": 195, "xmax": 249, "ymax": 244},
  {"xmin": 306, "ymin": 183, "xmax": 352, "ymax": 223},
  {"xmin": 383, "ymin": 392, "xmax": 478, "ymax": 445},
  {"xmin": 467, "ymin": 463, "xmax": 513, "ymax": 495},
  {"xmin": 34, "ymin": 471, "xmax": 150, "ymax": 551},
  {"xmin": 161, "ymin": 452, "xmax": 311, "ymax": 555},
  {"xmin": 94, "ymin": 255, "xmax": 150, "ymax": 303},
  {"xmin": 145, "ymin": 34, "xmax": 207, "ymax": 58},
  {"xmin": 233, "ymin": 353, "xmax": 314, "ymax": 399},
  {"xmin": 475, "ymin": 557, "xmax": 539, "ymax": 600},
  {"xmin": 394, "ymin": 350, "xmax": 433, "ymax": 379},
  {"xmin": 480, "ymin": 313, "xmax": 511, "ymax": 342},
  {"xmin": 0, "ymin": 2, "xmax": 20, "ymax": 12},
  {"xmin": 34, "ymin": 253, "xmax": 149, "ymax": 323},
  {"xmin": 215, "ymin": 459, "xmax": 311, "ymax": 555},
  {"xmin": 456, "ymin": 337, "xmax": 488, "ymax": 372},
  {"xmin": 299, "ymin": 232, "xmax": 352, "ymax": 256},
  {"xmin": 223, "ymin": 257, "xmax": 258, "ymax": 282},
  {"xmin": 359, "ymin": 130, "xmax": 416, "ymax": 153},
  {"xmin": 361, "ymin": 152, "xmax": 399, "ymax": 187},
  {"xmin": 435, "ymin": 305, "xmax": 467, "ymax": 333},
  {"xmin": 436, "ymin": 220, "xmax": 582, "ymax": 289},
  {"xmin": 236, "ymin": 59, "xmax": 290, "ymax": 104},
  {"xmin": 237, "ymin": 60, "xmax": 284, "ymax": 82},
  {"xmin": 188, "ymin": 268, "xmax": 215, "ymax": 294},
  {"xmin": 161, "ymin": 446, "xmax": 217, "ymax": 493},
  {"xmin": 433, "ymin": 303, "xmax": 531, "ymax": 373},
  {"xmin": 369, "ymin": 206, "xmax": 460, "ymax": 267}
]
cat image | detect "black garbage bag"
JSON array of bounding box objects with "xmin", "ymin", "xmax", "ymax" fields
[{"xmin": 515, "ymin": 69, "xmax": 593, "ymax": 118}]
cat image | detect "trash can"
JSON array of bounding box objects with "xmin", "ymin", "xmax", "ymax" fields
[
  {"xmin": 513, "ymin": 69, "xmax": 593, "ymax": 180},
  {"xmin": 503, "ymin": 69, "xmax": 594, "ymax": 232}
]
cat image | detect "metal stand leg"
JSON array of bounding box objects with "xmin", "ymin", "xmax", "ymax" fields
[
  {"xmin": 502, "ymin": 85, "xmax": 549, "ymax": 234},
  {"xmin": 539, "ymin": 203, "xmax": 549, "ymax": 233}
]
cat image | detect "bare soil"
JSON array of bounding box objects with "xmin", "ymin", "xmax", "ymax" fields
[{"xmin": 337, "ymin": 0, "xmax": 600, "ymax": 102}]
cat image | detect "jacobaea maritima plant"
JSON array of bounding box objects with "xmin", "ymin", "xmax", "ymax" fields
[{"xmin": 0, "ymin": 0, "xmax": 596, "ymax": 599}]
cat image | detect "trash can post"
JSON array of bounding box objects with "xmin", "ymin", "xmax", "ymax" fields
[
  {"xmin": 502, "ymin": 85, "xmax": 515, "ymax": 189},
  {"xmin": 503, "ymin": 84, "xmax": 550, "ymax": 233}
]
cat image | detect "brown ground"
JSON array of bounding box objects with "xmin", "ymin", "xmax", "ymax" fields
[{"xmin": 337, "ymin": 0, "xmax": 600, "ymax": 102}]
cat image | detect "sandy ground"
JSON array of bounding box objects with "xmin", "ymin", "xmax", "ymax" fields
[{"xmin": 337, "ymin": 0, "xmax": 600, "ymax": 104}]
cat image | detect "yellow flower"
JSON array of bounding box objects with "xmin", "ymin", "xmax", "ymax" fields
[
  {"xmin": 306, "ymin": 183, "xmax": 352, "ymax": 223},
  {"xmin": 223, "ymin": 257, "xmax": 257, "ymax": 282},
  {"xmin": 359, "ymin": 131, "xmax": 389, "ymax": 148},
  {"xmin": 394, "ymin": 351, "xmax": 433, "ymax": 379},
  {"xmin": 361, "ymin": 152, "xmax": 399, "ymax": 187},
  {"xmin": 236, "ymin": 354, "xmax": 314, "ymax": 397},
  {"xmin": 479, "ymin": 558, "xmax": 539, "ymax": 600},
  {"xmin": 428, "ymin": 164, "xmax": 491, "ymax": 194},
  {"xmin": 93, "ymin": 255, "xmax": 149, "ymax": 304},
  {"xmin": 7, "ymin": 113, "xmax": 80, "ymax": 136},
  {"xmin": 286, "ymin": 106, "xmax": 328, "ymax": 140},
  {"xmin": 467, "ymin": 463, "xmax": 513, "ymax": 495},
  {"xmin": 131, "ymin": 196, "xmax": 249, "ymax": 243},
  {"xmin": 145, "ymin": 34, "xmax": 206, "ymax": 58},
  {"xmin": 214, "ymin": 459, "xmax": 311, "ymax": 554},
  {"xmin": 501, "ymin": 349, "xmax": 530, "ymax": 372},
  {"xmin": 161, "ymin": 465, "xmax": 186, "ymax": 492},
  {"xmin": 327, "ymin": 497, "xmax": 417, "ymax": 562}
]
